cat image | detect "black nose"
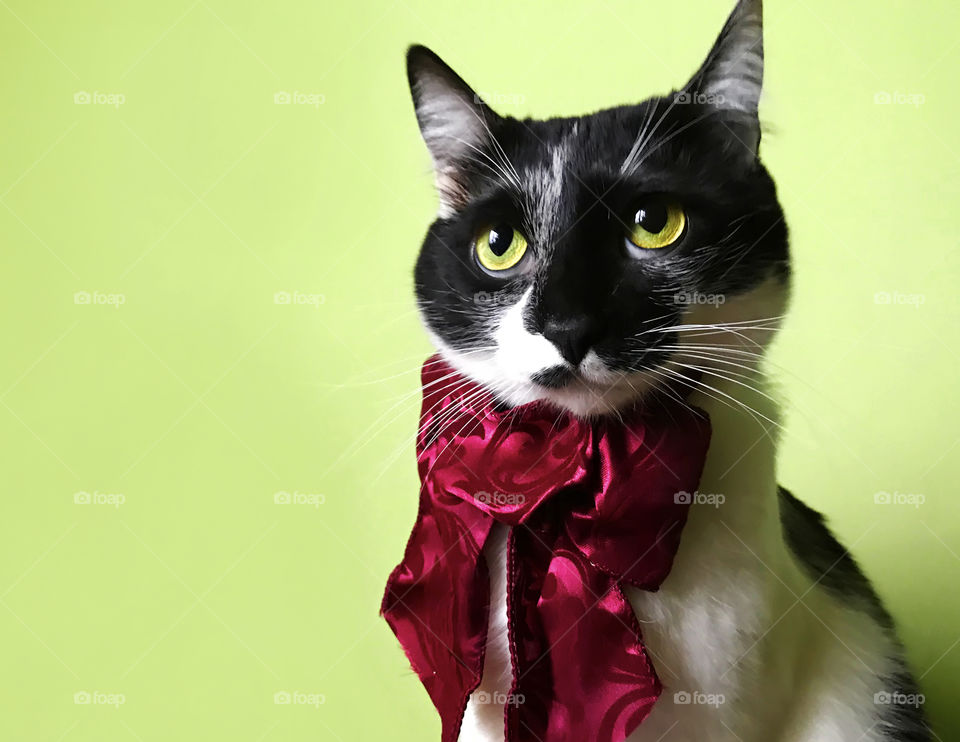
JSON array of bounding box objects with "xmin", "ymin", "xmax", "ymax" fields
[{"xmin": 541, "ymin": 317, "xmax": 598, "ymax": 366}]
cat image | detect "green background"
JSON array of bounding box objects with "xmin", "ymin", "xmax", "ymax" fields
[{"xmin": 2, "ymin": 0, "xmax": 958, "ymax": 739}]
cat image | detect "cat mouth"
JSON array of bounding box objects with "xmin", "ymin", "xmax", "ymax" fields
[
  {"xmin": 531, "ymin": 357, "xmax": 653, "ymax": 391},
  {"xmin": 524, "ymin": 362, "xmax": 665, "ymax": 417},
  {"xmin": 530, "ymin": 366, "xmax": 578, "ymax": 389},
  {"xmin": 530, "ymin": 364, "xmax": 620, "ymax": 391},
  {"xmin": 530, "ymin": 358, "xmax": 635, "ymax": 391}
]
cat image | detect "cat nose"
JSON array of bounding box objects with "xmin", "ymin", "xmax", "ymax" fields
[{"xmin": 542, "ymin": 317, "xmax": 597, "ymax": 366}]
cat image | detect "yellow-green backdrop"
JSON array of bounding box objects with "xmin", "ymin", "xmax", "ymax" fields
[{"xmin": 2, "ymin": 0, "xmax": 958, "ymax": 739}]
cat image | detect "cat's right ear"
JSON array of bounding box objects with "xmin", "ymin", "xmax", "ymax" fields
[
  {"xmin": 406, "ymin": 46, "xmax": 500, "ymax": 213},
  {"xmin": 682, "ymin": 0, "xmax": 764, "ymax": 159}
]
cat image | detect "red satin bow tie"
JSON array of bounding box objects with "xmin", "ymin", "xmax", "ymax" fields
[{"xmin": 382, "ymin": 356, "xmax": 711, "ymax": 742}]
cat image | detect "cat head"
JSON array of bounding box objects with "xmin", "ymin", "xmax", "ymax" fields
[{"xmin": 408, "ymin": 0, "xmax": 789, "ymax": 417}]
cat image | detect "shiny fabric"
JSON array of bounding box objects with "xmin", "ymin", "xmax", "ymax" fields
[{"xmin": 381, "ymin": 356, "xmax": 711, "ymax": 742}]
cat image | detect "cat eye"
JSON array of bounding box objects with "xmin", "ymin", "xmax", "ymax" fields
[
  {"xmin": 626, "ymin": 200, "xmax": 686, "ymax": 253},
  {"xmin": 474, "ymin": 224, "xmax": 529, "ymax": 273}
]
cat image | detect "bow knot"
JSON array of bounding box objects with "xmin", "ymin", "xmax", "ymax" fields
[{"xmin": 382, "ymin": 356, "xmax": 711, "ymax": 742}]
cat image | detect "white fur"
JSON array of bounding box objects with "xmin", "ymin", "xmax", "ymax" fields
[
  {"xmin": 459, "ymin": 524, "xmax": 512, "ymax": 738},
  {"xmin": 494, "ymin": 287, "xmax": 564, "ymax": 378}
]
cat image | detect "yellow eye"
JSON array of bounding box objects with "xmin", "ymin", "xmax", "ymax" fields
[
  {"xmin": 475, "ymin": 224, "xmax": 528, "ymax": 272},
  {"xmin": 627, "ymin": 200, "xmax": 686, "ymax": 250}
]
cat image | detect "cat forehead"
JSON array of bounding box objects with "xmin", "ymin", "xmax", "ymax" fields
[
  {"xmin": 499, "ymin": 105, "xmax": 656, "ymax": 246},
  {"xmin": 507, "ymin": 109, "xmax": 631, "ymax": 178}
]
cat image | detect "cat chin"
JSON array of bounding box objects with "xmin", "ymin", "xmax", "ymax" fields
[
  {"xmin": 429, "ymin": 337, "xmax": 666, "ymax": 418},
  {"xmin": 525, "ymin": 373, "xmax": 662, "ymax": 419}
]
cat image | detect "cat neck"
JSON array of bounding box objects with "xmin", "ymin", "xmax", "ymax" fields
[{"xmin": 680, "ymin": 366, "xmax": 796, "ymax": 577}]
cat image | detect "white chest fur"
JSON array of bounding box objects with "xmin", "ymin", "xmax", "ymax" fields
[{"xmin": 458, "ymin": 377, "xmax": 897, "ymax": 742}]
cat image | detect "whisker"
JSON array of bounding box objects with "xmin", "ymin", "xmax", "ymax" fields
[{"xmin": 655, "ymin": 364, "xmax": 783, "ymax": 434}]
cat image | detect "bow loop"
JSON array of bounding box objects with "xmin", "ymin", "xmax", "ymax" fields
[
  {"xmin": 417, "ymin": 364, "xmax": 593, "ymax": 527},
  {"xmin": 565, "ymin": 416, "xmax": 712, "ymax": 589}
]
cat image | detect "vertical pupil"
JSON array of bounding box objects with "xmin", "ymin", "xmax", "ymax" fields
[
  {"xmin": 636, "ymin": 203, "xmax": 668, "ymax": 233},
  {"xmin": 487, "ymin": 225, "xmax": 513, "ymax": 256}
]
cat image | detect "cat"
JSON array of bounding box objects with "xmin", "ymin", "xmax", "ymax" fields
[{"xmin": 402, "ymin": 0, "xmax": 930, "ymax": 739}]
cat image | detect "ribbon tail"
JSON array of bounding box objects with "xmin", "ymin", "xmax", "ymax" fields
[
  {"xmin": 381, "ymin": 491, "xmax": 495, "ymax": 741},
  {"xmin": 508, "ymin": 526, "xmax": 662, "ymax": 742}
]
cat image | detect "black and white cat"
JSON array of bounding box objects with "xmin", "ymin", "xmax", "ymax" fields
[{"xmin": 403, "ymin": 0, "xmax": 930, "ymax": 739}]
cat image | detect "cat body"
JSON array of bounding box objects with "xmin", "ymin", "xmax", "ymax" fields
[{"xmin": 399, "ymin": 0, "xmax": 930, "ymax": 739}]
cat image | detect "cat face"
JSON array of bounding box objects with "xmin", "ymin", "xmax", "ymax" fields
[{"xmin": 409, "ymin": 0, "xmax": 789, "ymax": 416}]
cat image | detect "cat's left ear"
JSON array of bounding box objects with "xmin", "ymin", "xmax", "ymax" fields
[
  {"xmin": 406, "ymin": 45, "xmax": 503, "ymax": 214},
  {"xmin": 682, "ymin": 0, "xmax": 764, "ymax": 157}
]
